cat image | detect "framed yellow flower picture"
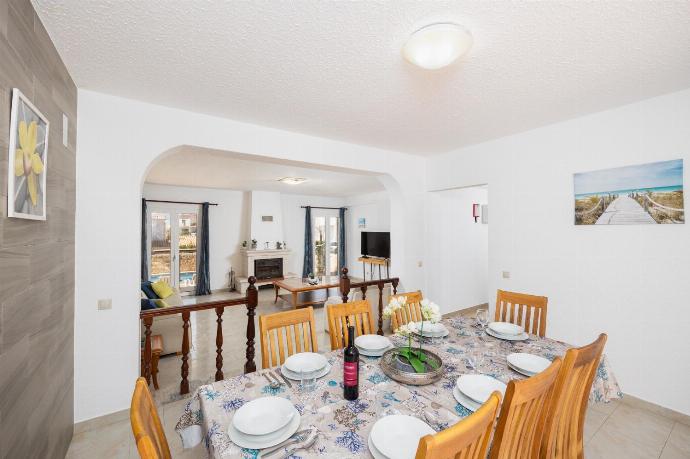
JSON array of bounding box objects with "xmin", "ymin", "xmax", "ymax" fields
[{"xmin": 7, "ymin": 88, "xmax": 50, "ymax": 220}]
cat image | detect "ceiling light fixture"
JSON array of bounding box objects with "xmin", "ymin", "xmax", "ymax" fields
[
  {"xmin": 278, "ymin": 177, "xmax": 308, "ymax": 185},
  {"xmin": 402, "ymin": 22, "xmax": 473, "ymax": 70}
]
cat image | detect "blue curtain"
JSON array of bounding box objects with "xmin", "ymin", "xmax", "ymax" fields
[
  {"xmin": 141, "ymin": 198, "xmax": 148, "ymax": 281},
  {"xmin": 338, "ymin": 207, "xmax": 346, "ymax": 273},
  {"xmin": 195, "ymin": 202, "xmax": 212, "ymax": 296},
  {"xmin": 302, "ymin": 206, "xmax": 313, "ymax": 278}
]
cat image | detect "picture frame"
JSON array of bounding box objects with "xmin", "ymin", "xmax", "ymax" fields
[{"xmin": 7, "ymin": 88, "xmax": 49, "ymax": 220}]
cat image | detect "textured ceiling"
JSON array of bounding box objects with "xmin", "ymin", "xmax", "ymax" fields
[
  {"xmin": 33, "ymin": 0, "xmax": 690, "ymax": 155},
  {"xmin": 145, "ymin": 147, "xmax": 385, "ymax": 197}
]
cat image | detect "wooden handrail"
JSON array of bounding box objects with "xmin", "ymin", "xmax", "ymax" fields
[
  {"xmin": 339, "ymin": 267, "xmax": 399, "ymax": 335},
  {"xmin": 139, "ymin": 277, "xmax": 258, "ymax": 395}
]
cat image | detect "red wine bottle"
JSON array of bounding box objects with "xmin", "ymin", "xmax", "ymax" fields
[{"xmin": 343, "ymin": 325, "xmax": 359, "ymax": 400}]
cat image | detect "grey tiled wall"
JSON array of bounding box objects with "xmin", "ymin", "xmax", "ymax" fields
[{"xmin": 0, "ymin": 1, "xmax": 77, "ymax": 458}]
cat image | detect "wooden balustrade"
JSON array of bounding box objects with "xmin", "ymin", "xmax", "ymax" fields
[
  {"xmin": 139, "ymin": 277, "xmax": 258, "ymax": 395},
  {"xmin": 339, "ymin": 267, "xmax": 399, "ymax": 336}
]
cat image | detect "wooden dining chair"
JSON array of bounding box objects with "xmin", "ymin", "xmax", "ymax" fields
[
  {"xmin": 389, "ymin": 290, "xmax": 424, "ymax": 332},
  {"xmin": 495, "ymin": 289, "xmax": 548, "ymax": 337},
  {"xmin": 327, "ymin": 299, "xmax": 375, "ymax": 350},
  {"xmin": 539, "ymin": 334, "xmax": 608, "ymax": 459},
  {"xmin": 415, "ymin": 391, "xmax": 502, "ymax": 459},
  {"xmin": 489, "ymin": 357, "xmax": 562, "ymax": 459},
  {"xmin": 259, "ymin": 307, "xmax": 319, "ymax": 369},
  {"xmin": 130, "ymin": 377, "xmax": 171, "ymax": 459}
]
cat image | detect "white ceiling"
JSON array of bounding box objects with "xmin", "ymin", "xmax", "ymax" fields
[
  {"xmin": 33, "ymin": 1, "xmax": 690, "ymax": 155},
  {"xmin": 145, "ymin": 147, "xmax": 385, "ymax": 197}
]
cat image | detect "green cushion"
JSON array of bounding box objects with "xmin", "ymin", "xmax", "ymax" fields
[{"xmin": 151, "ymin": 280, "xmax": 174, "ymax": 299}]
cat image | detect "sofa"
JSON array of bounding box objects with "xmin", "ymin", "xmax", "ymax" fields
[{"xmin": 141, "ymin": 281, "xmax": 194, "ymax": 355}]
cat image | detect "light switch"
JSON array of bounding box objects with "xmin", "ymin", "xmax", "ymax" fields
[
  {"xmin": 98, "ymin": 299, "xmax": 112, "ymax": 310},
  {"xmin": 417, "ymin": 261, "xmax": 423, "ymax": 267},
  {"xmin": 502, "ymin": 271, "xmax": 510, "ymax": 279}
]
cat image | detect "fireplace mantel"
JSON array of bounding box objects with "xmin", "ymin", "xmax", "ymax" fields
[{"xmin": 238, "ymin": 248, "xmax": 295, "ymax": 294}]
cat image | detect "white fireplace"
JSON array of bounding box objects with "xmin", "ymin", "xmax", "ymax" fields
[{"xmin": 237, "ymin": 248, "xmax": 296, "ymax": 293}]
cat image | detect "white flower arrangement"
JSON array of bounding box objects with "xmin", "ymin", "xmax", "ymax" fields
[
  {"xmin": 420, "ymin": 299, "xmax": 441, "ymax": 323},
  {"xmin": 383, "ymin": 296, "xmax": 405, "ymax": 318},
  {"xmin": 394, "ymin": 321, "xmax": 418, "ymax": 338}
]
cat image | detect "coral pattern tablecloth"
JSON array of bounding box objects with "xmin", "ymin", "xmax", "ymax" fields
[{"xmin": 176, "ymin": 317, "xmax": 621, "ymax": 458}]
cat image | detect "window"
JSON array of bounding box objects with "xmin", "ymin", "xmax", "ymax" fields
[
  {"xmin": 313, "ymin": 213, "xmax": 339, "ymax": 277},
  {"xmin": 147, "ymin": 204, "xmax": 198, "ymax": 291}
]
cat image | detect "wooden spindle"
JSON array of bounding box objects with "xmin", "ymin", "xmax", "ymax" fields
[
  {"xmin": 180, "ymin": 311, "xmax": 190, "ymax": 395},
  {"xmin": 215, "ymin": 306, "xmax": 224, "ymax": 381},
  {"xmin": 377, "ymin": 281, "xmax": 384, "ymax": 336},
  {"xmin": 340, "ymin": 267, "xmax": 350, "ymax": 303},
  {"xmin": 143, "ymin": 317, "xmax": 153, "ymax": 385},
  {"xmin": 392, "ymin": 278, "xmax": 399, "ymax": 295},
  {"xmin": 244, "ymin": 276, "xmax": 258, "ymax": 374},
  {"xmin": 360, "ymin": 285, "xmax": 367, "ymax": 300}
]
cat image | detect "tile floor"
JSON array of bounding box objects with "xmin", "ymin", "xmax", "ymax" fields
[{"xmin": 66, "ymin": 289, "xmax": 690, "ymax": 458}]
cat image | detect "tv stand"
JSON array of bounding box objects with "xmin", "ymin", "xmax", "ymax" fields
[{"xmin": 357, "ymin": 256, "xmax": 390, "ymax": 281}]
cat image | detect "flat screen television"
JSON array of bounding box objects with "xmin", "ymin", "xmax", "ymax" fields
[{"xmin": 361, "ymin": 231, "xmax": 390, "ymax": 258}]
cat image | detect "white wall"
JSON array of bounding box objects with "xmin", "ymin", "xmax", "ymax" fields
[
  {"xmin": 280, "ymin": 194, "xmax": 345, "ymax": 276},
  {"xmin": 249, "ymin": 191, "xmax": 283, "ymax": 246},
  {"xmin": 344, "ymin": 192, "xmax": 391, "ymax": 279},
  {"xmin": 426, "ymin": 89, "xmax": 690, "ymax": 415},
  {"xmin": 425, "ymin": 187, "xmax": 488, "ymax": 313},
  {"xmin": 75, "ymin": 90, "xmax": 425, "ymax": 422},
  {"xmin": 143, "ymin": 184, "xmax": 245, "ymax": 290}
]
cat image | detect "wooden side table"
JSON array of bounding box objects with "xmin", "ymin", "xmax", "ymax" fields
[
  {"xmin": 141, "ymin": 334, "xmax": 163, "ymax": 390},
  {"xmin": 357, "ymin": 257, "xmax": 390, "ymax": 281}
]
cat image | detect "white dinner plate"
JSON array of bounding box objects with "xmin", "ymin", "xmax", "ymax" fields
[
  {"xmin": 368, "ymin": 435, "xmax": 388, "ymax": 459},
  {"xmin": 357, "ymin": 344, "xmax": 394, "ymax": 357},
  {"xmin": 232, "ymin": 396, "xmax": 295, "ymax": 436},
  {"xmin": 486, "ymin": 327, "xmax": 529, "ymax": 341},
  {"xmin": 488, "ymin": 322, "xmax": 524, "ymax": 336},
  {"xmin": 229, "ymin": 407, "xmax": 300, "ymax": 449},
  {"xmin": 507, "ymin": 353, "xmax": 551, "ymax": 375},
  {"xmin": 283, "ymin": 352, "xmax": 329, "ymax": 374},
  {"xmin": 417, "ymin": 321, "xmax": 446, "ymax": 334},
  {"xmin": 370, "ymin": 415, "xmax": 435, "ymax": 459},
  {"xmin": 456, "ymin": 375, "xmax": 507, "ymax": 405},
  {"xmin": 414, "ymin": 323, "xmax": 449, "ymax": 338},
  {"xmin": 452, "ymin": 386, "xmax": 481, "ymax": 412},
  {"xmin": 508, "ymin": 362, "xmax": 535, "ymax": 377},
  {"xmin": 281, "ymin": 362, "xmax": 332, "ymax": 381},
  {"xmin": 355, "ymin": 334, "xmax": 392, "ymax": 351}
]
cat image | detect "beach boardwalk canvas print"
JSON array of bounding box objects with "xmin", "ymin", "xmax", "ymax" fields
[{"xmin": 574, "ymin": 159, "xmax": 684, "ymax": 225}]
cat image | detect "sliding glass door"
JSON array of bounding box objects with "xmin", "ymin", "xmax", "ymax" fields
[
  {"xmin": 148, "ymin": 204, "xmax": 198, "ymax": 292},
  {"xmin": 313, "ymin": 212, "xmax": 340, "ymax": 277}
]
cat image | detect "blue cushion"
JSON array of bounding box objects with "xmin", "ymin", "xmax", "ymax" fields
[
  {"xmin": 141, "ymin": 281, "xmax": 159, "ymax": 299},
  {"xmin": 140, "ymin": 299, "xmax": 157, "ymax": 311}
]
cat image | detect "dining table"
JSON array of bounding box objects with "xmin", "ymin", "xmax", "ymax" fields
[{"xmin": 175, "ymin": 316, "xmax": 621, "ymax": 459}]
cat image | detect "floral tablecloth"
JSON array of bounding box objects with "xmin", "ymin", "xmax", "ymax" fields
[{"xmin": 176, "ymin": 317, "xmax": 621, "ymax": 458}]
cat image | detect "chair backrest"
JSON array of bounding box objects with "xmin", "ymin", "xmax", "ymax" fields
[
  {"xmin": 327, "ymin": 300, "xmax": 375, "ymax": 350},
  {"xmin": 415, "ymin": 391, "xmax": 501, "ymax": 459},
  {"xmin": 130, "ymin": 377, "xmax": 171, "ymax": 459},
  {"xmin": 489, "ymin": 357, "xmax": 562, "ymax": 459},
  {"xmin": 259, "ymin": 307, "xmax": 318, "ymax": 368},
  {"xmin": 389, "ymin": 290, "xmax": 423, "ymax": 332},
  {"xmin": 540, "ymin": 334, "xmax": 608, "ymax": 459},
  {"xmin": 495, "ymin": 289, "xmax": 548, "ymax": 337}
]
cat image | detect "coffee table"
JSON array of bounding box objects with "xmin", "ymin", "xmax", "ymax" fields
[{"xmin": 273, "ymin": 276, "xmax": 361, "ymax": 308}]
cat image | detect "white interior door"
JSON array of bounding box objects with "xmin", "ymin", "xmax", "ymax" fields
[{"xmin": 148, "ymin": 203, "xmax": 199, "ymax": 292}]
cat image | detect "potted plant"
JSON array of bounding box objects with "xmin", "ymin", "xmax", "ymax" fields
[
  {"xmin": 251, "ymin": 239, "xmax": 258, "ymax": 249},
  {"xmin": 383, "ymin": 297, "xmax": 442, "ymax": 373},
  {"xmin": 242, "ymin": 240, "xmax": 248, "ymax": 248}
]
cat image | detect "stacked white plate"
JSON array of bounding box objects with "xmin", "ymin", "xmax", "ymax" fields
[
  {"xmin": 453, "ymin": 374, "xmax": 507, "ymax": 413},
  {"xmin": 368, "ymin": 415, "xmax": 435, "ymax": 459},
  {"xmin": 414, "ymin": 321, "xmax": 450, "ymax": 338},
  {"xmin": 507, "ymin": 353, "xmax": 551, "ymax": 377},
  {"xmin": 485, "ymin": 322, "xmax": 529, "ymax": 341},
  {"xmin": 228, "ymin": 396, "xmax": 301, "ymax": 449},
  {"xmin": 281, "ymin": 352, "xmax": 331, "ymax": 380},
  {"xmin": 355, "ymin": 334, "xmax": 393, "ymax": 357}
]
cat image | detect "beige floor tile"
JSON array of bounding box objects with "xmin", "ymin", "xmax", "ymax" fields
[
  {"xmin": 65, "ymin": 418, "xmax": 134, "ymax": 459},
  {"xmin": 660, "ymin": 422, "xmax": 690, "ymax": 459},
  {"xmin": 587, "ymin": 403, "xmax": 674, "ymax": 459},
  {"xmin": 589, "ymin": 398, "xmax": 620, "ymax": 416},
  {"xmin": 584, "ymin": 407, "xmax": 609, "ymax": 443}
]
